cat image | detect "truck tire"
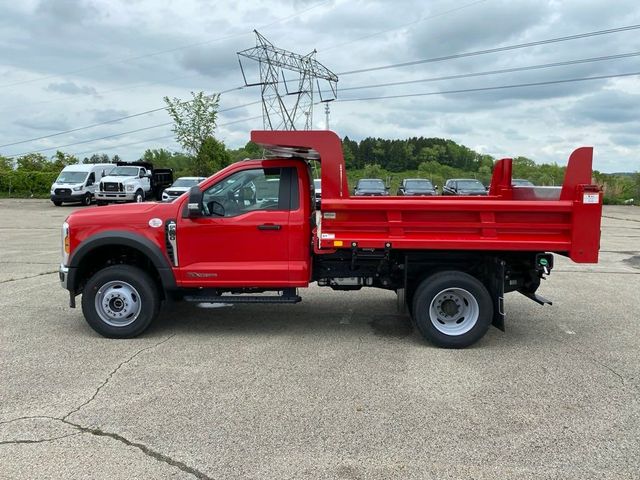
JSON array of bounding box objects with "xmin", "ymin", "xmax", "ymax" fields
[
  {"xmin": 53, "ymin": 201, "xmax": 63, "ymax": 206},
  {"xmin": 412, "ymin": 271, "xmax": 492, "ymax": 348},
  {"xmin": 82, "ymin": 193, "xmax": 92, "ymax": 206},
  {"xmin": 81, "ymin": 265, "xmax": 160, "ymax": 338},
  {"xmin": 134, "ymin": 190, "xmax": 144, "ymax": 203}
]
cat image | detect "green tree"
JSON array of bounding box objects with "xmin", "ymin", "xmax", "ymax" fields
[
  {"xmin": 0, "ymin": 155, "xmax": 13, "ymax": 171},
  {"xmin": 164, "ymin": 91, "xmax": 220, "ymax": 158},
  {"xmin": 51, "ymin": 151, "xmax": 78, "ymax": 170},
  {"xmin": 85, "ymin": 153, "xmax": 111, "ymax": 164},
  {"xmin": 16, "ymin": 153, "xmax": 49, "ymax": 171},
  {"xmin": 197, "ymin": 137, "xmax": 231, "ymax": 176},
  {"xmin": 228, "ymin": 141, "xmax": 262, "ymax": 163}
]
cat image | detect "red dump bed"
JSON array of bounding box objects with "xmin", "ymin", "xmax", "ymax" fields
[{"xmin": 252, "ymin": 130, "xmax": 602, "ymax": 263}]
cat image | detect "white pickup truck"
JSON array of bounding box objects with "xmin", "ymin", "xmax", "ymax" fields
[{"xmin": 96, "ymin": 164, "xmax": 151, "ymax": 204}]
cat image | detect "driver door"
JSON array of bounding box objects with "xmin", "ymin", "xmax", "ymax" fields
[{"xmin": 177, "ymin": 166, "xmax": 298, "ymax": 287}]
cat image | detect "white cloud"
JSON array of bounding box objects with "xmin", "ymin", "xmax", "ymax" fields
[{"xmin": 0, "ymin": 0, "xmax": 638, "ymax": 171}]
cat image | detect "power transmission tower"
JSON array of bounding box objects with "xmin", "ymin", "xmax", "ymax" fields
[
  {"xmin": 325, "ymin": 103, "xmax": 330, "ymax": 130},
  {"xmin": 237, "ymin": 30, "xmax": 338, "ymax": 130}
]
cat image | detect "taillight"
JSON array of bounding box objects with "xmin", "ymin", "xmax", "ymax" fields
[{"xmin": 61, "ymin": 221, "xmax": 70, "ymax": 266}]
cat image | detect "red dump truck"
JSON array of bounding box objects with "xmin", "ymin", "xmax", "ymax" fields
[{"xmin": 59, "ymin": 130, "xmax": 602, "ymax": 348}]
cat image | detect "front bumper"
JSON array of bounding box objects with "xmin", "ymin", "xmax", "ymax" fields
[
  {"xmin": 95, "ymin": 191, "xmax": 135, "ymax": 202},
  {"xmin": 59, "ymin": 264, "xmax": 78, "ymax": 308},
  {"xmin": 51, "ymin": 193, "xmax": 85, "ymax": 202}
]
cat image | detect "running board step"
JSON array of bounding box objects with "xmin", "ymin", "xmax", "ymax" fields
[{"xmin": 184, "ymin": 289, "xmax": 301, "ymax": 304}]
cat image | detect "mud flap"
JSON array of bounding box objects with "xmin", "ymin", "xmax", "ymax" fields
[{"xmin": 491, "ymin": 259, "xmax": 505, "ymax": 331}]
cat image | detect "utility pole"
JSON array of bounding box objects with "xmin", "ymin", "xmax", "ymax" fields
[{"xmin": 237, "ymin": 31, "xmax": 338, "ymax": 131}]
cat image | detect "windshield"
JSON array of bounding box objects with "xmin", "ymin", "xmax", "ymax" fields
[
  {"xmin": 457, "ymin": 180, "xmax": 485, "ymax": 190},
  {"xmin": 55, "ymin": 171, "xmax": 87, "ymax": 184},
  {"xmin": 109, "ymin": 166, "xmax": 139, "ymax": 177},
  {"xmin": 405, "ymin": 180, "xmax": 433, "ymax": 190},
  {"xmin": 358, "ymin": 179, "xmax": 385, "ymax": 190},
  {"xmin": 172, "ymin": 178, "xmax": 202, "ymax": 188}
]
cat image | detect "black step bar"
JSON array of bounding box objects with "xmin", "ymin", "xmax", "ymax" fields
[{"xmin": 184, "ymin": 288, "xmax": 301, "ymax": 304}]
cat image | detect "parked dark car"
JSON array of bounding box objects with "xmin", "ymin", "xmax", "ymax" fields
[
  {"xmin": 442, "ymin": 178, "xmax": 488, "ymax": 196},
  {"xmin": 512, "ymin": 178, "xmax": 535, "ymax": 187},
  {"xmin": 397, "ymin": 178, "xmax": 437, "ymax": 196},
  {"xmin": 354, "ymin": 178, "xmax": 388, "ymax": 196}
]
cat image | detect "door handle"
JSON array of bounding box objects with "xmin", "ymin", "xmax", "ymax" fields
[{"xmin": 258, "ymin": 224, "xmax": 281, "ymax": 230}]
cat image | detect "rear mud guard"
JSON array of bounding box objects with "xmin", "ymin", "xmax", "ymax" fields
[{"xmin": 490, "ymin": 258, "xmax": 506, "ymax": 331}]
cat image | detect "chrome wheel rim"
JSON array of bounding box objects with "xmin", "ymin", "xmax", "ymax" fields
[
  {"xmin": 135, "ymin": 193, "xmax": 143, "ymax": 202},
  {"xmin": 429, "ymin": 287, "xmax": 479, "ymax": 336},
  {"xmin": 94, "ymin": 280, "xmax": 142, "ymax": 327}
]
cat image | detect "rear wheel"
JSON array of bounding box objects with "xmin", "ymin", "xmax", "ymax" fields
[
  {"xmin": 412, "ymin": 271, "xmax": 492, "ymax": 348},
  {"xmin": 81, "ymin": 265, "xmax": 160, "ymax": 338}
]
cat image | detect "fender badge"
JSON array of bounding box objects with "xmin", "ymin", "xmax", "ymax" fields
[{"xmin": 148, "ymin": 218, "xmax": 163, "ymax": 228}]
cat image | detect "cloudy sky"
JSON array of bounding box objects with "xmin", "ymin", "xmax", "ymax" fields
[{"xmin": 0, "ymin": 0, "xmax": 639, "ymax": 172}]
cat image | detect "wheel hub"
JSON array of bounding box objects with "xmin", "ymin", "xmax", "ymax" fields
[
  {"xmin": 429, "ymin": 288, "xmax": 479, "ymax": 336},
  {"xmin": 95, "ymin": 281, "xmax": 141, "ymax": 327}
]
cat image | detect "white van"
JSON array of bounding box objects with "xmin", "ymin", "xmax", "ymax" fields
[{"xmin": 50, "ymin": 164, "xmax": 114, "ymax": 206}]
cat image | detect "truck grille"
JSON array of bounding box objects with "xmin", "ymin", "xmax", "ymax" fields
[
  {"xmin": 54, "ymin": 188, "xmax": 71, "ymax": 195},
  {"xmin": 102, "ymin": 182, "xmax": 122, "ymax": 192}
]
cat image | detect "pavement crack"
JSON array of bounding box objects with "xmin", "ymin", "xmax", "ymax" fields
[
  {"xmin": 0, "ymin": 271, "xmax": 57, "ymax": 284},
  {"xmin": 0, "ymin": 432, "xmax": 81, "ymax": 446},
  {"xmin": 1, "ymin": 415, "xmax": 210, "ymax": 479},
  {"xmin": 60, "ymin": 419, "xmax": 212, "ymax": 480},
  {"xmin": 63, "ymin": 334, "xmax": 176, "ymax": 421},
  {"xmin": 565, "ymin": 343, "xmax": 627, "ymax": 387},
  {"xmin": 0, "ymin": 415, "xmax": 59, "ymax": 426}
]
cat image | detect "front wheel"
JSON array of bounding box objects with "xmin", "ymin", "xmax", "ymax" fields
[
  {"xmin": 82, "ymin": 193, "xmax": 92, "ymax": 206},
  {"xmin": 134, "ymin": 190, "xmax": 144, "ymax": 203},
  {"xmin": 81, "ymin": 265, "xmax": 160, "ymax": 338},
  {"xmin": 412, "ymin": 271, "xmax": 492, "ymax": 348}
]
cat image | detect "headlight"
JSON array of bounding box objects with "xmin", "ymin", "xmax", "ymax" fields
[
  {"xmin": 126, "ymin": 184, "xmax": 135, "ymax": 192},
  {"xmin": 61, "ymin": 221, "xmax": 70, "ymax": 266},
  {"xmin": 73, "ymin": 186, "xmax": 82, "ymax": 191}
]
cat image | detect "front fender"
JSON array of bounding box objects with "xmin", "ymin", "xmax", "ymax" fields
[{"xmin": 67, "ymin": 230, "xmax": 177, "ymax": 294}]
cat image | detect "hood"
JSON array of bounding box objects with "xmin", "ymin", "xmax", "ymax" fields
[
  {"xmin": 166, "ymin": 186, "xmax": 191, "ymax": 193},
  {"xmin": 100, "ymin": 174, "xmax": 139, "ymax": 184},
  {"xmin": 67, "ymin": 201, "xmax": 177, "ymax": 227}
]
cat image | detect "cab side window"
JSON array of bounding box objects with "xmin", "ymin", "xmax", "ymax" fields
[
  {"xmin": 87, "ymin": 173, "xmax": 95, "ymax": 185},
  {"xmin": 201, "ymin": 167, "xmax": 297, "ymax": 218}
]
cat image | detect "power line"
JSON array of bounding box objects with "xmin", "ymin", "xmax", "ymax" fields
[
  {"xmin": 5, "ymin": 23, "xmax": 639, "ymax": 155},
  {"xmin": 69, "ymin": 115, "xmax": 263, "ymax": 157},
  {"xmin": 337, "ymin": 24, "xmax": 640, "ymax": 76},
  {"xmin": 337, "ymin": 71, "xmax": 640, "ymax": 102},
  {"xmin": 337, "ymin": 51, "xmax": 640, "ymax": 92},
  {"xmin": 7, "ymin": 112, "xmax": 263, "ymax": 158},
  {"xmin": 318, "ymin": 0, "xmax": 488, "ymax": 52},
  {"xmin": 0, "ymin": 0, "xmax": 332, "ymax": 89},
  {"xmin": 0, "ymin": 88, "xmax": 255, "ymax": 148}
]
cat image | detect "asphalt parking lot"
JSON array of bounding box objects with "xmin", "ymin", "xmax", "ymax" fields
[{"xmin": 0, "ymin": 199, "xmax": 638, "ymax": 479}]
